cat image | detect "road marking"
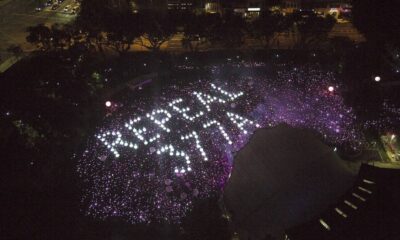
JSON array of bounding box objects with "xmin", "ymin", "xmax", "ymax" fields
[
  {"xmin": 319, "ymin": 219, "xmax": 331, "ymax": 231},
  {"xmin": 334, "ymin": 208, "xmax": 347, "ymax": 218}
]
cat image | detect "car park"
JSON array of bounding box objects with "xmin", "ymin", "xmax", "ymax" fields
[
  {"xmin": 63, "ymin": 5, "xmax": 71, "ymax": 13},
  {"xmin": 51, "ymin": 4, "xmax": 59, "ymax": 10},
  {"xmin": 44, "ymin": 0, "xmax": 53, "ymax": 7}
]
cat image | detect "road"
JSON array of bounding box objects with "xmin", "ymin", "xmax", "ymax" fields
[
  {"xmin": 0, "ymin": 2, "xmax": 365, "ymax": 71},
  {"xmin": 163, "ymin": 22, "xmax": 365, "ymax": 51},
  {"xmin": 0, "ymin": 0, "xmax": 76, "ymax": 72}
]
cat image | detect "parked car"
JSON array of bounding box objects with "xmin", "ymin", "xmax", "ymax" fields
[
  {"xmin": 51, "ymin": 4, "xmax": 59, "ymax": 10},
  {"xmin": 63, "ymin": 5, "xmax": 71, "ymax": 13},
  {"xmin": 44, "ymin": 0, "xmax": 53, "ymax": 7}
]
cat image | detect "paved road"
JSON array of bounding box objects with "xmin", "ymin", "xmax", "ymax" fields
[
  {"xmin": 0, "ymin": 2, "xmax": 365, "ymax": 71},
  {"xmin": 0, "ymin": 0, "xmax": 76, "ymax": 72}
]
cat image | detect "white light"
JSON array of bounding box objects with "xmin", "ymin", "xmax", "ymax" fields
[
  {"xmin": 328, "ymin": 86, "xmax": 334, "ymax": 92},
  {"xmin": 95, "ymin": 83, "xmax": 264, "ymax": 175},
  {"xmin": 374, "ymin": 76, "xmax": 381, "ymax": 82}
]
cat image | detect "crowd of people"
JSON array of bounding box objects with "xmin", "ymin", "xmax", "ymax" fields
[{"xmin": 78, "ymin": 60, "xmax": 394, "ymax": 224}]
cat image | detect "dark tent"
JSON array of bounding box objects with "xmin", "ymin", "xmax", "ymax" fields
[{"xmin": 223, "ymin": 124, "xmax": 360, "ymax": 240}]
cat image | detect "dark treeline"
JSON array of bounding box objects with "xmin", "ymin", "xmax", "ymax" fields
[{"xmin": 25, "ymin": 1, "xmax": 338, "ymax": 56}]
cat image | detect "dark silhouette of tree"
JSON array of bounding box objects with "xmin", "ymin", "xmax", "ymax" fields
[
  {"xmin": 26, "ymin": 23, "xmax": 81, "ymax": 52},
  {"xmin": 352, "ymin": 0, "xmax": 400, "ymax": 78},
  {"xmin": 26, "ymin": 24, "xmax": 52, "ymax": 50},
  {"xmin": 136, "ymin": 11, "xmax": 177, "ymax": 51},
  {"xmin": 0, "ymin": 50, "xmax": 107, "ymax": 240},
  {"xmin": 353, "ymin": 0, "xmax": 400, "ymax": 47},
  {"xmin": 210, "ymin": 12, "xmax": 246, "ymax": 49},
  {"xmin": 105, "ymin": 12, "xmax": 143, "ymax": 55},
  {"xmin": 182, "ymin": 14, "xmax": 219, "ymax": 52},
  {"xmin": 290, "ymin": 13, "xmax": 336, "ymax": 49},
  {"xmin": 76, "ymin": 0, "xmax": 124, "ymax": 54},
  {"xmin": 329, "ymin": 36, "xmax": 354, "ymax": 62},
  {"xmin": 7, "ymin": 44, "xmax": 23, "ymax": 59},
  {"xmin": 250, "ymin": 11, "xmax": 290, "ymax": 49},
  {"xmin": 50, "ymin": 23, "xmax": 77, "ymax": 50},
  {"xmin": 181, "ymin": 197, "xmax": 231, "ymax": 240}
]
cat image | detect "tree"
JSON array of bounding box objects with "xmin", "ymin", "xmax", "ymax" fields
[
  {"xmin": 0, "ymin": 51, "xmax": 106, "ymax": 240},
  {"xmin": 329, "ymin": 37, "xmax": 354, "ymax": 57},
  {"xmin": 290, "ymin": 13, "xmax": 336, "ymax": 49},
  {"xmin": 26, "ymin": 23, "xmax": 81, "ymax": 52},
  {"xmin": 352, "ymin": 0, "xmax": 400, "ymax": 77},
  {"xmin": 181, "ymin": 197, "xmax": 231, "ymax": 240},
  {"xmin": 250, "ymin": 11, "xmax": 290, "ymax": 49},
  {"xmin": 136, "ymin": 11, "xmax": 177, "ymax": 52},
  {"xmin": 50, "ymin": 23, "xmax": 77, "ymax": 50},
  {"xmin": 353, "ymin": 0, "xmax": 400, "ymax": 48},
  {"xmin": 210, "ymin": 12, "xmax": 247, "ymax": 49},
  {"xmin": 105, "ymin": 12, "xmax": 142, "ymax": 55},
  {"xmin": 76, "ymin": 0, "xmax": 130, "ymax": 54},
  {"xmin": 7, "ymin": 44, "xmax": 23, "ymax": 59},
  {"xmin": 182, "ymin": 13, "xmax": 218, "ymax": 52},
  {"xmin": 26, "ymin": 24, "xmax": 52, "ymax": 50}
]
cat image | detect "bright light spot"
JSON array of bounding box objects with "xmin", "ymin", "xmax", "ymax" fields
[
  {"xmin": 328, "ymin": 86, "xmax": 334, "ymax": 92},
  {"xmin": 374, "ymin": 76, "xmax": 381, "ymax": 82},
  {"xmin": 248, "ymin": 7, "xmax": 261, "ymax": 11},
  {"xmin": 391, "ymin": 134, "xmax": 396, "ymax": 141},
  {"xmin": 105, "ymin": 101, "xmax": 112, "ymax": 107}
]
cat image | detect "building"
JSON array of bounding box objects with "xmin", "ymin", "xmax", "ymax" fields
[
  {"xmin": 205, "ymin": 1, "xmax": 222, "ymax": 14},
  {"xmin": 167, "ymin": 0, "xmax": 195, "ymax": 11},
  {"xmin": 132, "ymin": 0, "xmax": 168, "ymax": 11},
  {"xmin": 279, "ymin": 0, "xmax": 352, "ymax": 18},
  {"xmin": 133, "ymin": 0, "xmax": 205, "ymax": 13},
  {"xmin": 282, "ymin": 0, "xmax": 301, "ymax": 9},
  {"xmin": 286, "ymin": 164, "xmax": 400, "ymax": 240},
  {"xmin": 223, "ymin": 125, "xmax": 359, "ymax": 240}
]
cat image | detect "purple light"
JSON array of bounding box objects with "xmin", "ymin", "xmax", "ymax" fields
[{"xmin": 78, "ymin": 62, "xmax": 366, "ymax": 224}]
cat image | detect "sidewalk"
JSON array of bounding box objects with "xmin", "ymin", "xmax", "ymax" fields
[
  {"xmin": 0, "ymin": 0, "xmax": 13, "ymax": 8},
  {"xmin": 0, "ymin": 56, "xmax": 19, "ymax": 73}
]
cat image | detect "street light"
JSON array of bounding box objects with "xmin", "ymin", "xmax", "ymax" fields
[
  {"xmin": 105, "ymin": 101, "xmax": 112, "ymax": 107},
  {"xmin": 328, "ymin": 86, "xmax": 335, "ymax": 92},
  {"xmin": 374, "ymin": 76, "xmax": 381, "ymax": 82}
]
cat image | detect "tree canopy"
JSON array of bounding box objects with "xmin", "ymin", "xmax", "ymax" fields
[{"xmin": 353, "ymin": 0, "xmax": 400, "ymax": 47}]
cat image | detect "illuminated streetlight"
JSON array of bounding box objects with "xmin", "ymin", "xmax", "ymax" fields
[
  {"xmin": 374, "ymin": 76, "xmax": 381, "ymax": 82},
  {"xmin": 105, "ymin": 101, "xmax": 112, "ymax": 107},
  {"xmin": 328, "ymin": 86, "xmax": 334, "ymax": 92}
]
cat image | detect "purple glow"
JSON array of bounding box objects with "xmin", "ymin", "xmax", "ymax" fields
[{"xmin": 78, "ymin": 62, "xmax": 365, "ymax": 224}]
